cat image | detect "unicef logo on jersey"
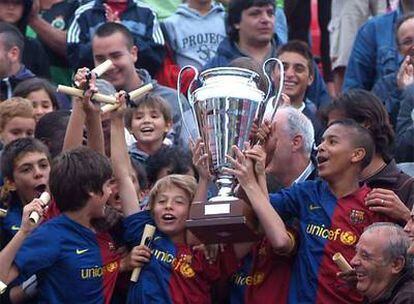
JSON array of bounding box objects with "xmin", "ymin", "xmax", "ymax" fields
[
  {"xmin": 306, "ymin": 223, "xmax": 357, "ymax": 246},
  {"xmin": 51, "ymin": 16, "xmax": 65, "ymax": 30}
]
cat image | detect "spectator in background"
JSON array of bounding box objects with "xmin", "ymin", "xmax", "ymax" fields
[
  {"xmin": 351, "ymin": 223, "xmax": 414, "ymax": 303},
  {"xmin": 26, "ymin": 0, "xmax": 80, "ymax": 86},
  {"xmin": 0, "ymin": 0, "xmax": 50, "ymax": 79},
  {"xmin": 285, "ymin": 0, "xmax": 332, "ymax": 84},
  {"xmin": 343, "ymin": 0, "xmax": 414, "ymax": 91},
  {"xmin": 162, "ymin": 0, "xmax": 226, "ymax": 71},
  {"xmin": 140, "ymin": 0, "xmax": 181, "ymax": 20},
  {"xmin": 67, "ymin": 0, "xmax": 165, "ymax": 77},
  {"xmin": 395, "ymin": 84, "xmax": 414, "ymax": 163},
  {"xmin": 205, "ymin": 0, "xmax": 330, "ymax": 109},
  {"xmin": 13, "ymin": 77, "xmax": 60, "ymax": 121},
  {"xmin": 329, "ymin": 0, "xmax": 386, "ymax": 93},
  {"xmin": 0, "ymin": 22, "xmax": 35, "ymax": 101},
  {"xmin": 263, "ymin": 106, "xmax": 317, "ymax": 193},
  {"xmin": 372, "ymin": 13, "xmax": 414, "ymax": 128}
]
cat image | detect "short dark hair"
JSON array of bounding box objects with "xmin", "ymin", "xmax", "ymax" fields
[
  {"xmin": 34, "ymin": 110, "xmax": 71, "ymax": 158},
  {"xmin": 94, "ymin": 22, "xmax": 134, "ymax": 49},
  {"xmin": 227, "ymin": 0, "xmax": 275, "ymax": 42},
  {"xmin": 1, "ymin": 137, "xmax": 51, "ymax": 182},
  {"xmin": 276, "ymin": 40, "xmax": 314, "ymax": 75},
  {"xmin": 125, "ymin": 94, "xmax": 173, "ymax": 130},
  {"xmin": 13, "ymin": 77, "xmax": 60, "ymax": 110},
  {"xmin": 228, "ymin": 57, "xmax": 268, "ymax": 93},
  {"xmin": 49, "ymin": 147, "xmax": 113, "ymax": 212},
  {"xmin": 146, "ymin": 146, "xmax": 197, "ymax": 186},
  {"xmin": 0, "ymin": 22, "xmax": 24, "ymax": 55},
  {"xmin": 322, "ymin": 89, "xmax": 395, "ymax": 162},
  {"xmin": 328, "ymin": 119, "xmax": 375, "ymax": 170}
]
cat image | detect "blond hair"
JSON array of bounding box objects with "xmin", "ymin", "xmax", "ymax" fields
[
  {"xmin": 0, "ymin": 97, "xmax": 34, "ymax": 132},
  {"xmin": 148, "ymin": 174, "xmax": 197, "ymax": 210}
]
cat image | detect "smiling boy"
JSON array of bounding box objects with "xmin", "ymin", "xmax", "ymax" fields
[{"xmin": 231, "ymin": 119, "xmax": 394, "ymax": 303}]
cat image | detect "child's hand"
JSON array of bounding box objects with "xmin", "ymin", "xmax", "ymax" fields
[
  {"xmin": 245, "ymin": 144, "xmax": 267, "ymax": 177},
  {"xmin": 193, "ymin": 243, "xmax": 224, "ymax": 264},
  {"xmin": 103, "ymin": 3, "xmax": 120, "ymax": 22},
  {"xmin": 20, "ymin": 199, "xmax": 44, "ymax": 234},
  {"xmin": 224, "ymin": 145, "xmax": 256, "ymax": 188},
  {"xmin": 128, "ymin": 245, "xmax": 152, "ymax": 269},
  {"xmin": 190, "ymin": 138, "xmax": 211, "ymax": 181},
  {"xmin": 110, "ymin": 91, "xmax": 128, "ymax": 120}
]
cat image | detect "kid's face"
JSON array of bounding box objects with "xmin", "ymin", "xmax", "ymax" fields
[
  {"xmin": 0, "ymin": 0, "xmax": 24, "ymax": 24},
  {"xmin": 11, "ymin": 151, "xmax": 50, "ymax": 204},
  {"xmin": 152, "ymin": 185, "xmax": 190, "ymax": 242},
  {"xmin": 131, "ymin": 106, "xmax": 171, "ymax": 145},
  {"xmin": 0, "ymin": 116, "xmax": 35, "ymax": 145},
  {"xmin": 26, "ymin": 89, "xmax": 54, "ymax": 122},
  {"xmin": 316, "ymin": 124, "xmax": 361, "ymax": 181}
]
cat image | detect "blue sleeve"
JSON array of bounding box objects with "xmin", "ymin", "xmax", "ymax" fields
[
  {"xmin": 123, "ymin": 210, "xmax": 156, "ymax": 246},
  {"xmin": 306, "ymin": 62, "xmax": 331, "ymax": 109},
  {"xmin": 14, "ymin": 225, "xmax": 61, "ymax": 279},
  {"xmin": 275, "ymin": 8, "xmax": 288, "ymax": 44},
  {"xmin": 269, "ymin": 185, "xmax": 302, "ymax": 220},
  {"xmin": 66, "ymin": 11, "xmax": 95, "ymax": 70},
  {"xmin": 343, "ymin": 20, "xmax": 377, "ymax": 91}
]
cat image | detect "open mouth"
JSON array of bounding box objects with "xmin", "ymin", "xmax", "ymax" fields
[
  {"xmin": 284, "ymin": 80, "xmax": 297, "ymax": 88},
  {"xmin": 140, "ymin": 126, "xmax": 154, "ymax": 134},
  {"xmin": 34, "ymin": 184, "xmax": 47, "ymax": 197},
  {"xmin": 317, "ymin": 155, "xmax": 328, "ymax": 165},
  {"xmin": 161, "ymin": 213, "xmax": 176, "ymax": 222}
]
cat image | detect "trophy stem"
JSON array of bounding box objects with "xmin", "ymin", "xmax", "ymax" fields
[{"xmin": 209, "ymin": 175, "xmax": 238, "ymax": 202}]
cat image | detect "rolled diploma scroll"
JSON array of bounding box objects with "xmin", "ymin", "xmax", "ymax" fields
[
  {"xmin": 101, "ymin": 83, "xmax": 154, "ymax": 114},
  {"xmin": 0, "ymin": 280, "xmax": 7, "ymax": 295},
  {"xmin": 332, "ymin": 252, "xmax": 353, "ymax": 272},
  {"xmin": 0, "ymin": 207, "xmax": 7, "ymax": 218},
  {"xmin": 130, "ymin": 224, "xmax": 156, "ymax": 282},
  {"xmin": 57, "ymin": 85, "xmax": 117, "ymax": 104},
  {"xmin": 28, "ymin": 192, "xmax": 51, "ymax": 224},
  {"xmin": 91, "ymin": 59, "xmax": 113, "ymax": 77}
]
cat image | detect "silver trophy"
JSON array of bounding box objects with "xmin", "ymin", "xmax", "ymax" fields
[{"xmin": 178, "ymin": 60, "xmax": 284, "ymax": 243}]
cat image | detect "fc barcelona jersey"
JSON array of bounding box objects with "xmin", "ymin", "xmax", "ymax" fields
[
  {"xmin": 123, "ymin": 211, "xmax": 229, "ymax": 304},
  {"xmin": 269, "ymin": 180, "xmax": 390, "ymax": 304}
]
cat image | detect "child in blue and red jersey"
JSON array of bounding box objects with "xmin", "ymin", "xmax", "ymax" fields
[
  {"xmin": 0, "ymin": 146, "xmax": 114, "ymax": 303},
  {"xmin": 228, "ymin": 119, "xmax": 393, "ymax": 304},
  {"xmin": 110, "ymin": 93, "xmax": 235, "ymax": 303},
  {"xmin": 0, "ymin": 137, "xmax": 50, "ymax": 249}
]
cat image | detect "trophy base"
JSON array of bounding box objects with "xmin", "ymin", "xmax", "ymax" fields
[{"xmin": 186, "ymin": 198, "xmax": 259, "ymax": 244}]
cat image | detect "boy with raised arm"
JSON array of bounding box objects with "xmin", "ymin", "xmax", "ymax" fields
[
  {"xmin": 228, "ymin": 119, "xmax": 393, "ymax": 304},
  {"xmin": 111, "ymin": 93, "xmax": 236, "ymax": 303}
]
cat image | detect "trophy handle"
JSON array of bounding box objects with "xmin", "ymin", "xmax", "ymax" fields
[
  {"xmin": 177, "ymin": 65, "xmax": 200, "ymax": 142},
  {"xmin": 257, "ymin": 58, "xmax": 285, "ymax": 125}
]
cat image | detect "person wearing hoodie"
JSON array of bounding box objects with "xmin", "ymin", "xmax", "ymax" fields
[
  {"xmin": 91, "ymin": 22, "xmax": 196, "ymax": 147},
  {"xmin": 0, "ymin": 22, "xmax": 35, "ymax": 101},
  {"xmin": 0, "ymin": 0, "xmax": 50, "ymax": 79},
  {"xmin": 204, "ymin": 0, "xmax": 331, "ymax": 110},
  {"xmin": 162, "ymin": 0, "xmax": 226, "ymax": 71}
]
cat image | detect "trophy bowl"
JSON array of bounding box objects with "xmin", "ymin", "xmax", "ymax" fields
[{"xmin": 178, "ymin": 67, "xmax": 265, "ymax": 243}]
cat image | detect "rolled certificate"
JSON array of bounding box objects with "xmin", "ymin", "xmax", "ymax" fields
[
  {"xmin": 0, "ymin": 207, "xmax": 7, "ymax": 218},
  {"xmin": 332, "ymin": 252, "xmax": 353, "ymax": 272},
  {"xmin": 91, "ymin": 59, "xmax": 113, "ymax": 77},
  {"xmin": 0, "ymin": 280, "xmax": 7, "ymax": 294},
  {"xmin": 57, "ymin": 85, "xmax": 117, "ymax": 104},
  {"xmin": 129, "ymin": 83, "xmax": 154, "ymax": 101},
  {"xmin": 29, "ymin": 192, "xmax": 51, "ymax": 224},
  {"xmin": 130, "ymin": 224, "xmax": 156, "ymax": 282}
]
